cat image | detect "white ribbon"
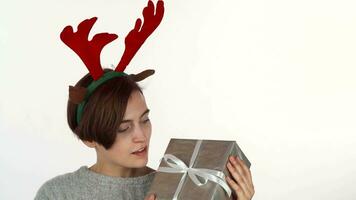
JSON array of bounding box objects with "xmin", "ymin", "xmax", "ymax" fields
[{"xmin": 157, "ymin": 140, "xmax": 232, "ymax": 200}]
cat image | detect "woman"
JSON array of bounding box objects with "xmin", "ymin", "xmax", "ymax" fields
[
  {"xmin": 34, "ymin": 68, "xmax": 255, "ymax": 200},
  {"xmin": 35, "ymin": 0, "xmax": 255, "ymax": 198},
  {"xmin": 35, "ymin": 69, "xmax": 157, "ymax": 200}
]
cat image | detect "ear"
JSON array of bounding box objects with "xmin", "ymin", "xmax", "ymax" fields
[
  {"xmin": 129, "ymin": 69, "xmax": 155, "ymax": 82},
  {"xmin": 69, "ymin": 85, "xmax": 87, "ymax": 104},
  {"xmin": 82, "ymin": 140, "xmax": 97, "ymax": 148}
]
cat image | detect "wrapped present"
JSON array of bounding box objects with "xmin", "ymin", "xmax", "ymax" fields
[{"xmin": 148, "ymin": 138, "xmax": 251, "ymax": 200}]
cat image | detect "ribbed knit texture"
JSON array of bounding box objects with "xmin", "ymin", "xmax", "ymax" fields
[{"xmin": 34, "ymin": 166, "xmax": 156, "ymax": 200}]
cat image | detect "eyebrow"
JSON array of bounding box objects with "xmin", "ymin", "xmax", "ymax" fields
[{"xmin": 120, "ymin": 109, "xmax": 150, "ymax": 123}]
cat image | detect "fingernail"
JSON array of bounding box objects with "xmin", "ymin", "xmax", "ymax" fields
[{"xmin": 229, "ymin": 156, "xmax": 234, "ymax": 161}]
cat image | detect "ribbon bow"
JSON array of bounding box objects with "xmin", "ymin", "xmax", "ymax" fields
[{"xmin": 157, "ymin": 140, "xmax": 232, "ymax": 200}]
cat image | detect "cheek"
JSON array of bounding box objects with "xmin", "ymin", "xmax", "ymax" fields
[
  {"xmin": 146, "ymin": 123, "xmax": 152, "ymax": 135},
  {"xmin": 145, "ymin": 126, "xmax": 152, "ymax": 140},
  {"xmin": 109, "ymin": 135, "xmax": 132, "ymax": 155}
]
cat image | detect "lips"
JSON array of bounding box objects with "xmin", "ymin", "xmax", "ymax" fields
[{"xmin": 131, "ymin": 145, "xmax": 147, "ymax": 154}]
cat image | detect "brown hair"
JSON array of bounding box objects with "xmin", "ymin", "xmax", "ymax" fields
[{"xmin": 67, "ymin": 68, "xmax": 143, "ymax": 150}]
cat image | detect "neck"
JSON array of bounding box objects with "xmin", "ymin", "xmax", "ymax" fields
[{"xmin": 89, "ymin": 162, "xmax": 152, "ymax": 178}]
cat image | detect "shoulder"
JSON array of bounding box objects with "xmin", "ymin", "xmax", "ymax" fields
[{"xmin": 34, "ymin": 167, "xmax": 83, "ymax": 199}]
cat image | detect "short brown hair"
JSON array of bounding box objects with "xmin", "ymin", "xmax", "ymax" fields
[{"xmin": 67, "ymin": 68, "xmax": 143, "ymax": 149}]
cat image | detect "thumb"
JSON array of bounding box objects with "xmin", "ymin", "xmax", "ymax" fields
[{"xmin": 145, "ymin": 193, "xmax": 156, "ymax": 200}]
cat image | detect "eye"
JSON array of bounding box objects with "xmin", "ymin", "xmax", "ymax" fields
[
  {"xmin": 143, "ymin": 118, "xmax": 150, "ymax": 123},
  {"xmin": 118, "ymin": 126, "xmax": 130, "ymax": 133}
]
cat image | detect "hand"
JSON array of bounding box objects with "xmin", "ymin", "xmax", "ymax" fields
[
  {"xmin": 144, "ymin": 193, "xmax": 156, "ymax": 200},
  {"xmin": 226, "ymin": 156, "xmax": 255, "ymax": 200}
]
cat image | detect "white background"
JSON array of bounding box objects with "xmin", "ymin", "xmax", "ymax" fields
[{"xmin": 1, "ymin": 0, "xmax": 356, "ymax": 199}]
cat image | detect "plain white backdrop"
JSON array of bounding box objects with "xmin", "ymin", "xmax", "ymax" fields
[{"xmin": 1, "ymin": 0, "xmax": 356, "ymax": 199}]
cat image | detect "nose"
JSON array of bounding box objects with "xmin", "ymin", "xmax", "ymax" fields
[{"xmin": 132, "ymin": 123, "xmax": 147, "ymax": 142}]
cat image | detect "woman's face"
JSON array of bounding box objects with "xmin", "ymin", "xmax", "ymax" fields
[{"xmin": 95, "ymin": 90, "xmax": 152, "ymax": 169}]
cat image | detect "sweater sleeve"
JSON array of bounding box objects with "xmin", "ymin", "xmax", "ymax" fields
[{"xmin": 34, "ymin": 181, "xmax": 52, "ymax": 200}]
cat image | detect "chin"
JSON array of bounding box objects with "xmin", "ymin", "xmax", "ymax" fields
[
  {"xmin": 129, "ymin": 149, "xmax": 149, "ymax": 167},
  {"xmin": 127, "ymin": 157, "xmax": 148, "ymax": 168},
  {"xmin": 135, "ymin": 159, "xmax": 148, "ymax": 168}
]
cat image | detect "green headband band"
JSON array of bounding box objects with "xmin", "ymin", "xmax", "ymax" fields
[{"xmin": 76, "ymin": 71, "xmax": 128, "ymax": 124}]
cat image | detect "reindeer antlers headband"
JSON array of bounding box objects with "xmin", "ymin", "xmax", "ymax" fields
[{"xmin": 60, "ymin": 0, "xmax": 164, "ymax": 124}]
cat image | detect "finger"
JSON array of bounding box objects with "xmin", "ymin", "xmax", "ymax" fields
[
  {"xmin": 231, "ymin": 157, "xmax": 255, "ymax": 197},
  {"xmin": 144, "ymin": 193, "xmax": 156, "ymax": 200},
  {"xmin": 229, "ymin": 157, "xmax": 250, "ymax": 187},
  {"xmin": 225, "ymin": 176, "xmax": 247, "ymax": 199},
  {"xmin": 236, "ymin": 156, "xmax": 252, "ymax": 181},
  {"xmin": 228, "ymin": 156, "xmax": 255, "ymax": 197},
  {"xmin": 236, "ymin": 156, "xmax": 254, "ymax": 191},
  {"xmin": 227, "ymin": 161, "xmax": 251, "ymax": 197}
]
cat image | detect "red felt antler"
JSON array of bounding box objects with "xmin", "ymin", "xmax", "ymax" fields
[
  {"xmin": 60, "ymin": 17, "xmax": 118, "ymax": 80},
  {"xmin": 115, "ymin": 0, "xmax": 164, "ymax": 72}
]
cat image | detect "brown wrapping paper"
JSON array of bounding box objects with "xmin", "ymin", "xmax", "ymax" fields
[{"xmin": 148, "ymin": 138, "xmax": 251, "ymax": 200}]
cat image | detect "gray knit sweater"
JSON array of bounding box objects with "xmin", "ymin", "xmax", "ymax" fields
[{"xmin": 34, "ymin": 166, "xmax": 156, "ymax": 200}]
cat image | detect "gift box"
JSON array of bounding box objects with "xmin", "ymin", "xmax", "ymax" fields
[{"xmin": 148, "ymin": 138, "xmax": 251, "ymax": 200}]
